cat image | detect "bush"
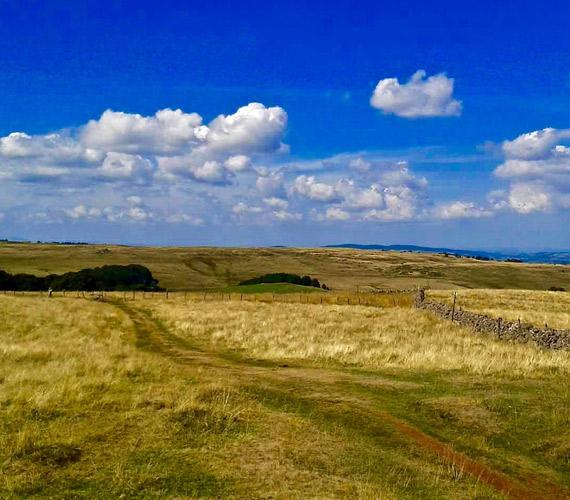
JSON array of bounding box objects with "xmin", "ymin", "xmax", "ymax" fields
[{"xmin": 548, "ymin": 286, "xmax": 565, "ymax": 292}]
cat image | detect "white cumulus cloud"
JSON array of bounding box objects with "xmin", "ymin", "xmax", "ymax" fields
[
  {"xmin": 98, "ymin": 152, "xmax": 154, "ymax": 184},
  {"xmin": 81, "ymin": 108, "xmax": 207, "ymax": 155},
  {"xmin": 272, "ymin": 209, "xmax": 302, "ymax": 221},
  {"xmin": 232, "ymin": 202, "xmax": 263, "ymax": 216},
  {"xmin": 263, "ymin": 197, "xmax": 289, "ymax": 210},
  {"xmin": 370, "ymin": 70, "xmax": 462, "ymax": 118},
  {"xmin": 501, "ymin": 128, "xmax": 570, "ymax": 161},
  {"xmin": 507, "ymin": 182, "xmax": 552, "ymax": 214},
  {"xmin": 432, "ymin": 201, "xmax": 493, "ymax": 220},
  {"xmin": 205, "ymin": 103, "xmax": 288, "ymax": 155},
  {"xmin": 325, "ymin": 207, "xmax": 350, "ymax": 221},
  {"xmin": 224, "ymin": 154, "xmax": 251, "ymax": 172},
  {"xmin": 255, "ymin": 171, "xmax": 284, "ymax": 196},
  {"xmin": 0, "ymin": 102, "xmax": 287, "ymax": 188},
  {"xmin": 63, "ymin": 205, "xmax": 103, "ymax": 220},
  {"xmin": 290, "ymin": 175, "xmax": 340, "ymax": 202},
  {"xmin": 363, "ymin": 186, "xmax": 420, "ymax": 221},
  {"xmin": 494, "ymin": 128, "xmax": 570, "ymax": 213}
]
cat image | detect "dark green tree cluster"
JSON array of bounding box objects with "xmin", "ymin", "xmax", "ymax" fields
[
  {"xmin": 239, "ymin": 273, "xmax": 328, "ymax": 290},
  {"xmin": 0, "ymin": 265, "xmax": 161, "ymax": 291}
]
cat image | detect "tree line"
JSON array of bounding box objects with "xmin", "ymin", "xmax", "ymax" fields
[{"xmin": 0, "ymin": 264, "xmax": 162, "ymax": 291}]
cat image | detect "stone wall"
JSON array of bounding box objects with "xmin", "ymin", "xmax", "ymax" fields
[{"xmin": 414, "ymin": 290, "xmax": 570, "ymax": 350}]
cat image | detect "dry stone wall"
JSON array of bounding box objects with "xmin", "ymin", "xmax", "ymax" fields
[{"xmin": 414, "ymin": 290, "xmax": 570, "ymax": 350}]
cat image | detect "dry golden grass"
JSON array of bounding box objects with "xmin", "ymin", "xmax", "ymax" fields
[
  {"xmin": 142, "ymin": 298, "xmax": 569, "ymax": 376},
  {"xmin": 2, "ymin": 295, "xmax": 510, "ymax": 498},
  {"xmin": 428, "ymin": 289, "xmax": 570, "ymax": 330}
]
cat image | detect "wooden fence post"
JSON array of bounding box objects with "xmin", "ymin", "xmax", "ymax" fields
[
  {"xmin": 497, "ymin": 318, "xmax": 502, "ymax": 337},
  {"xmin": 166, "ymin": 289, "xmax": 169, "ymax": 299},
  {"xmin": 451, "ymin": 292, "xmax": 457, "ymax": 321}
]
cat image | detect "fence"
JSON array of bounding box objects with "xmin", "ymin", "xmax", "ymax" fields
[
  {"xmin": 0, "ymin": 289, "xmax": 414, "ymax": 308},
  {"xmin": 414, "ymin": 289, "xmax": 570, "ymax": 350}
]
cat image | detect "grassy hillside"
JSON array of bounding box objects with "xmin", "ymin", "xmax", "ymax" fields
[
  {"xmin": 0, "ymin": 242, "xmax": 569, "ymax": 291},
  {"xmin": 1, "ymin": 294, "xmax": 568, "ymax": 498}
]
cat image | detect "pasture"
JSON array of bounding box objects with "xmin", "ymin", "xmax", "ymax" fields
[
  {"xmin": 1, "ymin": 292, "xmax": 569, "ymax": 498},
  {"xmin": 1, "ymin": 242, "xmax": 570, "ymax": 291}
]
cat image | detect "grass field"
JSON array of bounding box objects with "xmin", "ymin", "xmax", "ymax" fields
[
  {"xmin": 1, "ymin": 293, "xmax": 569, "ymax": 498},
  {"xmin": 429, "ymin": 289, "xmax": 570, "ymax": 330},
  {"xmin": 1, "ymin": 242, "xmax": 570, "ymax": 291}
]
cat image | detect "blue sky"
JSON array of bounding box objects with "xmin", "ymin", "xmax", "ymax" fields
[{"xmin": 1, "ymin": 0, "xmax": 569, "ymax": 249}]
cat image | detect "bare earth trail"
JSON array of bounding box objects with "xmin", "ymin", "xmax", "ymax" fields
[{"xmin": 111, "ymin": 299, "xmax": 569, "ymax": 500}]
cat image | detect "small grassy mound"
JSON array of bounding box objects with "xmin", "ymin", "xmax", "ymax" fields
[
  {"xmin": 221, "ymin": 283, "xmax": 326, "ymax": 294},
  {"xmin": 239, "ymin": 273, "xmax": 328, "ymax": 290}
]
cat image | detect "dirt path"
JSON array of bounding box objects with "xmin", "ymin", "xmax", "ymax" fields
[{"xmin": 112, "ymin": 299, "xmax": 568, "ymax": 499}]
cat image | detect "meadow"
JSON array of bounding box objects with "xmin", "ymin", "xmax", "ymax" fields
[
  {"xmin": 1, "ymin": 292, "xmax": 569, "ymax": 499},
  {"xmin": 1, "ymin": 242, "xmax": 570, "ymax": 291}
]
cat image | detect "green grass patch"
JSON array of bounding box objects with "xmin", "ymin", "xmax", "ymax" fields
[{"xmin": 220, "ymin": 282, "xmax": 326, "ymax": 294}]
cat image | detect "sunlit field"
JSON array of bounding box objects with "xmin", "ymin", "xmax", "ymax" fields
[
  {"xmin": 428, "ymin": 289, "xmax": 570, "ymax": 330},
  {"xmin": 144, "ymin": 296, "xmax": 568, "ymax": 375},
  {"xmin": 1, "ymin": 294, "xmax": 569, "ymax": 498}
]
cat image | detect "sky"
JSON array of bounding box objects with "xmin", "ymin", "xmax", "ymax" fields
[{"xmin": 1, "ymin": 0, "xmax": 570, "ymax": 249}]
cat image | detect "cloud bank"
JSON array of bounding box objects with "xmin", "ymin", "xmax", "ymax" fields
[{"xmin": 3, "ymin": 99, "xmax": 564, "ymax": 239}]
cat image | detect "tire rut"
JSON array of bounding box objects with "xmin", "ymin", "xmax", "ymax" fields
[{"xmin": 112, "ymin": 299, "xmax": 569, "ymax": 500}]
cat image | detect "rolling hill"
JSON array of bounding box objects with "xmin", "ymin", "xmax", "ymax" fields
[{"xmin": 1, "ymin": 242, "xmax": 569, "ymax": 291}]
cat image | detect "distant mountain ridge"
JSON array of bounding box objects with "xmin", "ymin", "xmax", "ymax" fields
[{"xmin": 324, "ymin": 244, "xmax": 570, "ymax": 265}]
